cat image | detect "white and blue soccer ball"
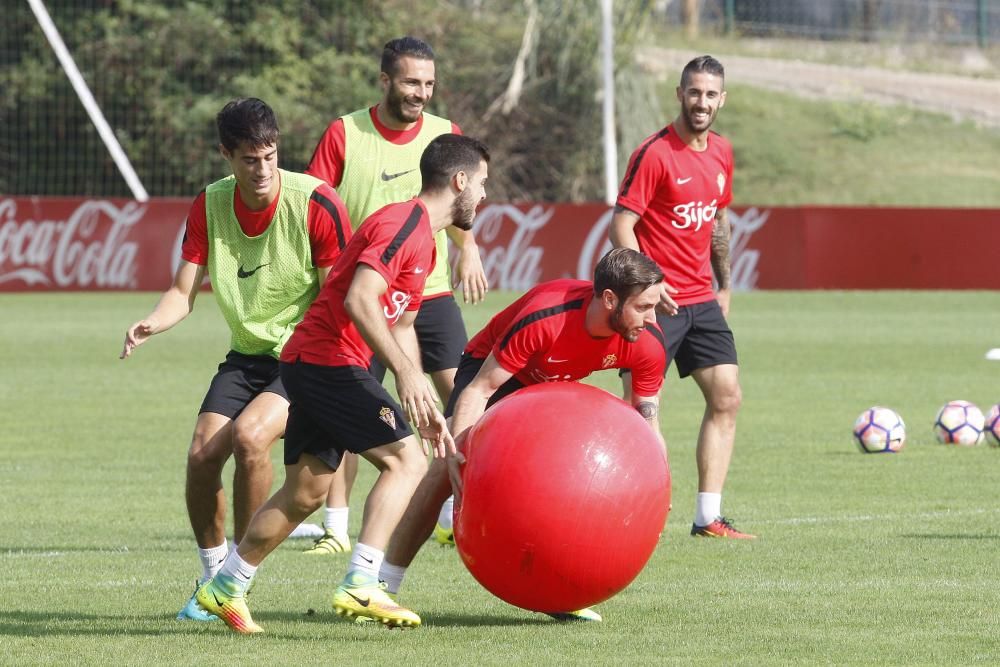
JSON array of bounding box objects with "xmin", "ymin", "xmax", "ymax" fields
[
  {"xmin": 933, "ymin": 400, "xmax": 985, "ymax": 446},
  {"xmin": 985, "ymin": 403, "xmax": 1000, "ymax": 448},
  {"xmin": 853, "ymin": 406, "xmax": 906, "ymax": 453}
]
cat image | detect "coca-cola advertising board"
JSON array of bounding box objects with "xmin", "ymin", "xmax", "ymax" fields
[{"xmin": 1, "ymin": 197, "xmax": 998, "ymax": 291}]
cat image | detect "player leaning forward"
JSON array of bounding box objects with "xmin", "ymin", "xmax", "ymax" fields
[
  {"xmin": 196, "ymin": 134, "xmax": 490, "ymax": 634},
  {"xmin": 120, "ymin": 98, "xmax": 351, "ymax": 621},
  {"xmin": 611, "ymin": 55, "xmax": 753, "ymax": 539},
  {"xmin": 381, "ymin": 247, "xmax": 668, "ymax": 623}
]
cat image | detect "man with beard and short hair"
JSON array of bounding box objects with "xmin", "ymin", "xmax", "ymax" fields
[
  {"xmin": 610, "ymin": 55, "xmax": 753, "ymax": 540},
  {"xmin": 303, "ymin": 35, "xmax": 486, "ymax": 552},
  {"xmin": 377, "ymin": 247, "xmax": 667, "ymax": 624},
  {"xmin": 196, "ymin": 134, "xmax": 490, "ymax": 634}
]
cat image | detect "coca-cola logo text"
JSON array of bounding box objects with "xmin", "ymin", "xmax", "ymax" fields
[{"xmin": 0, "ymin": 199, "xmax": 142, "ymax": 288}]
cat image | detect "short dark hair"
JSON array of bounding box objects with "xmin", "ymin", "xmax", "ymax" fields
[
  {"xmin": 216, "ymin": 98, "xmax": 279, "ymax": 152},
  {"xmin": 381, "ymin": 36, "xmax": 435, "ymax": 77},
  {"xmin": 680, "ymin": 55, "xmax": 725, "ymax": 89},
  {"xmin": 419, "ymin": 134, "xmax": 490, "ymax": 193},
  {"xmin": 593, "ymin": 248, "xmax": 664, "ymax": 302}
]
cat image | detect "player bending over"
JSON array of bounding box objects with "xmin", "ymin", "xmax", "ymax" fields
[{"xmin": 381, "ymin": 247, "xmax": 667, "ymax": 623}]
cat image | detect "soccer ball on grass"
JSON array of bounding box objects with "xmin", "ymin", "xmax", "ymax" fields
[
  {"xmin": 984, "ymin": 403, "xmax": 1000, "ymax": 447},
  {"xmin": 933, "ymin": 400, "xmax": 985, "ymax": 446},
  {"xmin": 853, "ymin": 406, "xmax": 906, "ymax": 453}
]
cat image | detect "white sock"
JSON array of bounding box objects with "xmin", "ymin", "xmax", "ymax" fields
[
  {"xmin": 695, "ymin": 492, "xmax": 722, "ymax": 527},
  {"xmin": 379, "ymin": 562, "xmax": 408, "ymax": 595},
  {"xmin": 324, "ymin": 506, "xmax": 349, "ymax": 536},
  {"xmin": 437, "ymin": 496, "xmax": 455, "ymax": 530},
  {"xmin": 198, "ymin": 540, "xmax": 228, "ymax": 582},
  {"xmin": 218, "ymin": 549, "xmax": 257, "ymax": 594},
  {"xmin": 348, "ymin": 542, "xmax": 383, "ymax": 579}
]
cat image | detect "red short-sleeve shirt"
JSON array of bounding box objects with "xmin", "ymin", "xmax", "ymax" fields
[
  {"xmin": 281, "ymin": 199, "xmax": 437, "ymax": 368},
  {"xmin": 616, "ymin": 124, "xmax": 734, "ymax": 306},
  {"xmin": 466, "ymin": 279, "xmax": 666, "ymax": 396}
]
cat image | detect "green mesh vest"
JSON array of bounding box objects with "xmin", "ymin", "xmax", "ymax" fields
[
  {"xmin": 204, "ymin": 170, "xmax": 322, "ymax": 358},
  {"xmin": 339, "ymin": 108, "xmax": 453, "ymax": 296}
]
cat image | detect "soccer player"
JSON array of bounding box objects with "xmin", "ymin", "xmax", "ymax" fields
[
  {"xmin": 195, "ymin": 134, "xmax": 490, "ymax": 634},
  {"xmin": 303, "ymin": 35, "xmax": 486, "ymax": 553},
  {"xmin": 120, "ymin": 98, "xmax": 352, "ymax": 621},
  {"xmin": 380, "ymin": 247, "xmax": 667, "ymax": 623},
  {"xmin": 609, "ymin": 55, "xmax": 753, "ymax": 539}
]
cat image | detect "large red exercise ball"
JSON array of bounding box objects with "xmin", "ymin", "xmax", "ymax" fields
[{"xmin": 454, "ymin": 382, "xmax": 670, "ymax": 613}]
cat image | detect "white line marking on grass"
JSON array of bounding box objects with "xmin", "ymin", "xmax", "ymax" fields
[{"xmin": 759, "ymin": 507, "xmax": 1000, "ymax": 526}]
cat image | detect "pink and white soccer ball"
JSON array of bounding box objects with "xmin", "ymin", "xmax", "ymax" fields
[
  {"xmin": 933, "ymin": 400, "xmax": 985, "ymax": 446},
  {"xmin": 986, "ymin": 403, "xmax": 1000, "ymax": 447},
  {"xmin": 853, "ymin": 406, "xmax": 906, "ymax": 453}
]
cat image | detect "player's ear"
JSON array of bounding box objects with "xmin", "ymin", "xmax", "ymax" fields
[
  {"xmin": 718, "ymin": 90, "xmax": 727, "ymax": 109},
  {"xmin": 453, "ymin": 170, "xmax": 468, "ymax": 193},
  {"xmin": 601, "ymin": 288, "xmax": 617, "ymax": 311},
  {"xmin": 218, "ymin": 144, "xmax": 232, "ymax": 161}
]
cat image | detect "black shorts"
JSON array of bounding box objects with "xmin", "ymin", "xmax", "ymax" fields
[
  {"xmin": 443, "ymin": 353, "xmax": 526, "ymax": 418},
  {"xmin": 655, "ymin": 299, "xmax": 738, "ymax": 378},
  {"xmin": 369, "ymin": 294, "xmax": 469, "ymax": 381},
  {"xmin": 199, "ymin": 350, "xmax": 287, "ymax": 419},
  {"xmin": 280, "ymin": 360, "xmax": 413, "ymax": 471}
]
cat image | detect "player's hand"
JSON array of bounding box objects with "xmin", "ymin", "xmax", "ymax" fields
[
  {"xmin": 455, "ymin": 246, "xmax": 488, "ymax": 304},
  {"xmin": 656, "ymin": 282, "xmax": 679, "ymax": 316},
  {"xmin": 395, "ymin": 367, "xmax": 440, "ymax": 431},
  {"xmin": 416, "ymin": 408, "xmax": 455, "ymax": 459},
  {"xmin": 716, "ymin": 288, "xmax": 732, "ymax": 317},
  {"xmin": 120, "ymin": 318, "xmax": 159, "ymax": 359},
  {"xmin": 447, "ymin": 449, "xmax": 466, "ymax": 504}
]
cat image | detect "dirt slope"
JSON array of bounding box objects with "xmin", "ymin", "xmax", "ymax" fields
[{"xmin": 638, "ymin": 47, "xmax": 1000, "ymax": 128}]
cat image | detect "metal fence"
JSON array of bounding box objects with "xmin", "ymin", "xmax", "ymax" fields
[
  {"xmin": 662, "ymin": 0, "xmax": 997, "ymax": 46},
  {"xmin": 1, "ymin": 0, "xmax": 996, "ymax": 198}
]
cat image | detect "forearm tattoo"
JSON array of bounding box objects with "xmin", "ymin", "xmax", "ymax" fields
[
  {"xmin": 711, "ymin": 208, "xmax": 732, "ymax": 290},
  {"xmin": 637, "ymin": 401, "xmax": 658, "ymax": 421}
]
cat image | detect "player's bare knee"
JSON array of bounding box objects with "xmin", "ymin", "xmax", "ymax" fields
[
  {"xmin": 187, "ymin": 437, "xmax": 228, "ymax": 472},
  {"xmin": 709, "ymin": 383, "xmax": 742, "ymax": 416},
  {"xmin": 391, "ymin": 442, "xmax": 429, "ymax": 479},
  {"xmin": 231, "ymin": 420, "xmax": 274, "ymax": 462},
  {"xmin": 288, "ymin": 488, "xmax": 325, "ymax": 518}
]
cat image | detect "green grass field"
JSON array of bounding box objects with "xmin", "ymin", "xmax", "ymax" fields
[{"xmin": 2, "ymin": 290, "xmax": 999, "ymax": 665}]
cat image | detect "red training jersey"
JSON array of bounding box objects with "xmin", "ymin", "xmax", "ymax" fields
[
  {"xmin": 306, "ymin": 106, "xmax": 462, "ymax": 188},
  {"xmin": 281, "ymin": 199, "xmax": 437, "ymax": 368},
  {"xmin": 616, "ymin": 124, "xmax": 734, "ymax": 306},
  {"xmin": 180, "ymin": 180, "xmax": 350, "ymax": 267},
  {"xmin": 465, "ymin": 279, "xmax": 667, "ymax": 396}
]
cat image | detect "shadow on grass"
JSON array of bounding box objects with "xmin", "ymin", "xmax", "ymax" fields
[
  {"xmin": 0, "ymin": 609, "xmax": 548, "ymax": 638},
  {"xmin": 901, "ymin": 533, "xmax": 1000, "ymax": 540},
  {"xmin": 259, "ymin": 610, "xmax": 547, "ymax": 628}
]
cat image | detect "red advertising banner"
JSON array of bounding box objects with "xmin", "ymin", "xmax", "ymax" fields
[{"xmin": 1, "ymin": 197, "xmax": 997, "ymax": 291}]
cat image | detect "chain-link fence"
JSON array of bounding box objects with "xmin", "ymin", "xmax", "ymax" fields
[
  {"xmin": 2, "ymin": 0, "xmax": 996, "ymax": 199},
  {"xmin": 659, "ymin": 0, "xmax": 997, "ymax": 45}
]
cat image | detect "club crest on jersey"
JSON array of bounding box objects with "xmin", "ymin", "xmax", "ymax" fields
[
  {"xmin": 602, "ymin": 354, "xmax": 617, "ymax": 369},
  {"xmin": 378, "ymin": 407, "xmax": 397, "ymax": 430},
  {"xmin": 717, "ymin": 172, "xmax": 726, "ymax": 195}
]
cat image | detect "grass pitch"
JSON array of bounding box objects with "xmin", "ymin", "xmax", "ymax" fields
[{"xmin": 1, "ymin": 290, "xmax": 999, "ymax": 665}]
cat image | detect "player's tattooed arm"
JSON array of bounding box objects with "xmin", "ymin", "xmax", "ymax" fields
[
  {"xmin": 711, "ymin": 207, "xmax": 732, "ymax": 290},
  {"xmin": 637, "ymin": 400, "xmax": 658, "ymax": 421}
]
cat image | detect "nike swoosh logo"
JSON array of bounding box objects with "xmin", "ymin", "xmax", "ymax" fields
[
  {"xmin": 414, "ymin": 267, "xmax": 424, "ymax": 274},
  {"xmin": 676, "ymin": 177, "xmax": 693, "ymax": 185},
  {"xmin": 345, "ymin": 590, "xmax": 370, "ymax": 607},
  {"xmin": 547, "ymin": 356, "xmax": 569, "ymax": 363},
  {"xmin": 212, "ymin": 591, "xmax": 223, "ymax": 606},
  {"xmin": 381, "ymin": 168, "xmax": 416, "ymax": 182},
  {"xmin": 237, "ymin": 262, "xmax": 270, "ymax": 279},
  {"xmin": 360, "ymin": 555, "xmax": 374, "ymax": 564}
]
